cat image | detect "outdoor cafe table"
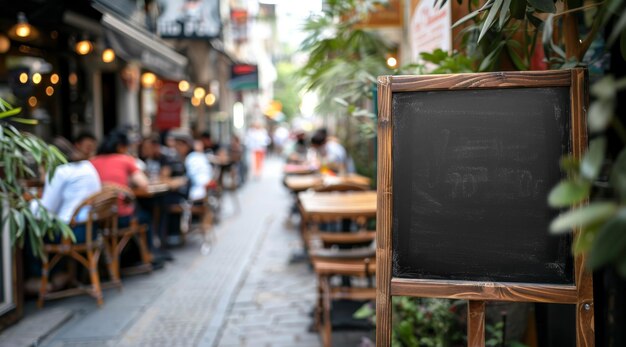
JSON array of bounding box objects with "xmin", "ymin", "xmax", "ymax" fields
[
  {"xmin": 297, "ymin": 190, "xmax": 377, "ymax": 221},
  {"xmin": 284, "ymin": 173, "xmax": 371, "ymax": 193}
]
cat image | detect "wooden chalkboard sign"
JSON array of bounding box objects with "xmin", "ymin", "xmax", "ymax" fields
[{"xmin": 376, "ymin": 69, "xmax": 593, "ymax": 346}]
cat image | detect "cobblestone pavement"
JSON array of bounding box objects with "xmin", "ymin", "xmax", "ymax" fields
[{"xmin": 1, "ymin": 157, "xmax": 372, "ymax": 347}]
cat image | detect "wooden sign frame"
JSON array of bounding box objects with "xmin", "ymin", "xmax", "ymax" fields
[{"xmin": 376, "ymin": 69, "xmax": 593, "ymax": 346}]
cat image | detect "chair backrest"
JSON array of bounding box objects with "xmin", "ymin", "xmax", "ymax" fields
[
  {"xmin": 66, "ymin": 189, "xmax": 118, "ymax": 245},
  {"xmin": 101, "ymin": 183, "xmax": 137, "ymax": 203},
  {"xmin": 69, "ymin": 189, "xmax": 118, "ymax": 226}
]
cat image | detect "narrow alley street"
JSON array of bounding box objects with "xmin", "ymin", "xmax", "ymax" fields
[{"xmin": 1, "ymin": 157, "xmax": 370, "ymax": 347}]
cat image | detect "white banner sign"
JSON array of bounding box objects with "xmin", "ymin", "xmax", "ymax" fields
[{"xmin": 410, "ymin": 0, "xmax": 452, "ymax": 62}]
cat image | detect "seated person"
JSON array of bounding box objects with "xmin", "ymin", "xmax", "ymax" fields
[
  {"xmin": 170, "ymin": 130, "xmax": 213, "ymax": 201},
  {"xmin": 139, "ymin": 133, "xmax": 174, "ymax": 181},
  {"xmin": 90, "ymin": 130, "xmax": 153, "ymax": 245},
  {"xmin": 309, "ymin": 128, "xmax": 354, "ymax": 175},
  {"xmin": 73, "ymin": 131, "xmax": 97, "ymax": 160},
  {"xmin": 30, "ymin": 137, "xmax": 102, "ymax": 242},
  {"xmin": 160, "ymin": 130, "xmax": 214, "ymax": 242}
]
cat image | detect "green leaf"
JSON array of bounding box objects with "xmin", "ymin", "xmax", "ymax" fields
[
  {"xmin": 550, "ymin": 202, "xmax": 618, "ymax": 234},
  {"xmin": 478, "ymin": 0, "xmax": 504, "ymax": 42},
  {"xmin": 509, "ymin": 0, "xmax": 526, "ymax": 19},
  {"xmin": 353, "ymin": 303, "xmax": 374, "ymax": 319},
  {"xmin": 0, "ymin": 107, "xmax": 22, "ymax": 119},
  {"xmin": 611, "ymin": 148, "xmax": 626, "ymax": 202},
  {"xmin": 580, "ymin": 137, "xmax": 606, "ymax": 180},
  {"xmin": 574, "ymin": 224, "xmax": 601, "ymax": 254},
  {"xmin": 590, "ymin": 76, "xmax": 616, "ymax": 99},
  {"xmin": 527, "ymin": 0, "xmax": 556, "ymax": 13},
  {"xmin": 506, "ymin": 43, "xmax": 527, "ymax": 70},
  {"xmin": 499, "ymin": 0, "xmax": 511, "ymax": 28},
  {"xmin": 452, "ymin": 9, "xmax": 482, "ymax": 29},
  {"xmin": 588, "ymin": 210, "xmax": 626, "ymax": 269},
  {"xmin": 588, "ymin": 99, "xmax": 614, "ymax": 133},
  {"xmin": 10, "ymin": 117, "xmax": 38, "ymax": 125},
  {"xmin": 560, "ymin": 155, "xmax": 580, "ymax": 175},
  {"xmin": 548, "ymin": 180, "xmax": 590, "ymax": 207}
]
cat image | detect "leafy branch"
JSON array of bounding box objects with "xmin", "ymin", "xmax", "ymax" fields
[{"xmin": 0, "ymin": 98, "xmax": 73, "ymax": 258}]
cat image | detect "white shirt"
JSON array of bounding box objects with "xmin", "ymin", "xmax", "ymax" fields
[
  {"xmin": 185, "ymin": 151, "xmax": 212, "ymax": 200},
  {"xmin": 31, "ymin": 161, "xmax": 102, "ymax": 223}
]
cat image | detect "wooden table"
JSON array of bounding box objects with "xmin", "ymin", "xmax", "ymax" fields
[
  {"xmin": 285, "ymin": 174, "xmax": 371, "ymax": 193},
  {"xmin": 298, "ymin": 190, "xmax": 377, "ymax": 219}
]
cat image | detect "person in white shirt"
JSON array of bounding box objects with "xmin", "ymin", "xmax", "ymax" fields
[
  {"xmin": 31, "ymin": 137, "xmax": 102, "ymax": 242},
  {"xmin": 170, "ymin": 130, "xmax": 213, "ymax": 201}
]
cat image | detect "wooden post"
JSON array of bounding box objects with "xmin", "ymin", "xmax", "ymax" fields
[
  {"xmin": 376, "ymin": 75, "xmax": 393, "ymax": 347},
  {"xmin": 468, "ymin": 301, "xmax": 486, "ymax": 347}
]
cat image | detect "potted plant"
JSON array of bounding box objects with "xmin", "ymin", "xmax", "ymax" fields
[{"xmin": 0, "ymin": 97, "xmax": 72, "ymax": 330}]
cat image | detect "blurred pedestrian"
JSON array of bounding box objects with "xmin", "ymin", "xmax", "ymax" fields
[{"xmin": 245, "ymin": 121, "xmax": 270, "ymax": 178}]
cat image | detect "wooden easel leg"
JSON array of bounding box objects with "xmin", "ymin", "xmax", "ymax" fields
[
  {"xmin": 376, "ymin": 294, "xmax": 392, "ymax": 346},
  {"xmin": 468, "ymin": 300, "xmax": 485, "ymax": 347},
  {"xmin": 576, "ymin": 301, "xmax": 595, "ymax": 347}
]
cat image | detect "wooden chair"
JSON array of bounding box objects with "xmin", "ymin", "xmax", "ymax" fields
[
  {"xmin": 102, "ymin": 184, "xmax": 153, "ymax": 277},
  {"xmin": 38, "ymin": 189, "xmax": 119, "ymax": 307},
  {"xmin": 307, "ymin": 215, "xmax": 377, "ymax": 347}
]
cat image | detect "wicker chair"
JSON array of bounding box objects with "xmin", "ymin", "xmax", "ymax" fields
[{"xmin": 38, "ymin": 189, "xmax": 119, "ymax": 307}]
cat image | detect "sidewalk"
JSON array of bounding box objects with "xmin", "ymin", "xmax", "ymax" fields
[{"xmin": 0, "ymin": 157, "xmax": 372, "ymax": 347}]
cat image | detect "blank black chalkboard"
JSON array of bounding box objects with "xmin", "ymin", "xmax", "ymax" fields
[{"xmin": 391, "ymin": 87, "xmax": 574, "ymax": 285}]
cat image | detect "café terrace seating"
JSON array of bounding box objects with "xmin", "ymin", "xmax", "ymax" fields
[
  {"xmin": 38, "ymin": 189, "xmax": 120, "ymax": 307},
  {"xmin": 302, "ymin": 184, "xmax": 376, "ymax": 347}
]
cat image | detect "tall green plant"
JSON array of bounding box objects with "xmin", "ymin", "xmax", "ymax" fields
[
  {"xmin": 0, "ymin": 98, "xmax": 73, "ymax": 257},
  {"xmin": 453, "ymin": 0, "xmax": 626, "ymax": 275}
]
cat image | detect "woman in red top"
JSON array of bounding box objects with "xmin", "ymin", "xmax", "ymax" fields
[
  {"xmin": 90, "ymin": 130, "xmax": 156, "ymax": 258},
  {"xmin": 91, "ymin": 130, "xmax": 149, "ymax": 218}
]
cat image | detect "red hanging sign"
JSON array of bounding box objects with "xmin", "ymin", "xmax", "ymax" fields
[{"xmin": 155, "ymin": 80, "xmax": 183, "ymax": 130}]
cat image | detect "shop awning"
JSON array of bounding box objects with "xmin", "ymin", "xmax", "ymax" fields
[{"xmin": 94, "ymin": 6, "xmax": 188, "ymax": 80}]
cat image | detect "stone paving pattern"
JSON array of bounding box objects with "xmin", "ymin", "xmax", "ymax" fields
[{"xmin": 0, "ymin": 158, "xmax": 373, "ymax": 347}]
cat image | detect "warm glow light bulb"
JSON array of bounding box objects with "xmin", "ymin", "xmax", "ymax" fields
[
  {"xmin": 141, "ymin": 72, "xmax": 157, "ymax": 88},
  {"xmin": 19, "ymin": 72, "xmax": 28, "ymax": 84},
  {"xmin": 191, "ymin": 96, "xmax": 201, "ymax": 107},
  {"xmin": 28, "ymin": 96, "xmax": 37, "ymax": 107},
  {"xmin": 50, "ymin": 73, "xmax": 59, "ymax": 84},
  {"xmin": 102, "ymin": 48, "xmax": 115, "ymax": 63},
  {"xmin": 193, "ymin": 87, "xmax": 206, "ymax": 99},
  {"xmin": 386, "ymin": 57, "xmax": 397, "ymax": 68},
  {"xmin": 75, "ymin": 40, "xmax": 93, "ymax": 55},
  {"xmin": 15, "ymin": 23, "xmax": 31, "ymax": 38},
  {"xmin": 45, "ymin": 86, "xmax": 54, "ymax": 96},
  {"xmin": 32, "ymin": 72, "xmax": 42, "ymax": 84},
  {"xmin": 204, "ymin": 93, "xmax": 216, "ymax": 106},
  {"xmin": 0, "ymin": 35, "xmax": 10, "ymax": 53},
  {"xmin": 178, "ymin": 80, "xmax": 190, "ymax": 92}
]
